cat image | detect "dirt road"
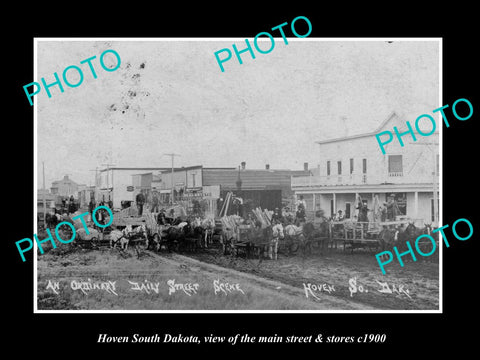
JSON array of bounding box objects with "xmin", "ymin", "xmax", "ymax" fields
[
  {"xmin": 36, "ymin": 244, "xmax": 439, "ymax": 311},
  {"xmin": 37, "ymin": 246, "xmax": 374, "ymax": 310},
  {"xmin": 181, "ymin": 245, "xmax": 440, "ymax": 311}
]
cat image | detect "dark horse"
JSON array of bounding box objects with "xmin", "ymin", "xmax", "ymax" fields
[
  {"xmin": 403, "ymin": 222, "xmax": 438, "ymax": 261},
  {"xmin": 157, "ymin": 226, "xmax": 183, "ymax": 252},
  {"xmin": 302, "ymin": 221, "xmax": 329, "ymax": 255},
  {"xmin": 45, "ymin": 212, "xmax": 58, "ymax": 229},
  {"xmin": 379, "ymin": 222, "xmax": 438, "ymax": 263},
  {"xmin": 180, "ymin": 222, "xmax": 204, "ymax": 252}
]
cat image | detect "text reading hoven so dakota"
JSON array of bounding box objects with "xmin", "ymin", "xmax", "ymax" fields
[
  {"xmin": 23, "ymin": 49, "xmax": 121, "ymax": 106},
  {"xmin": 214, "ymin": 16, "xmax": 312, "ymax": 72}
]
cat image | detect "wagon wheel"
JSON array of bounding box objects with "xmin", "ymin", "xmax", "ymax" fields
[
  {"xmin": 225, "ymin": 242, "xmax": 234, "ymax": 256},
  {"xmin": 289, "ymin": 241, "xmax": 299, "ymax": 254},
  {"xmin": 90, "ymin": 237, "xmax": 98, "ymax": 250}
]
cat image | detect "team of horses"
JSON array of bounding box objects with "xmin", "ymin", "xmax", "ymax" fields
[
  {"xmin": 43, "ymin": 209, "xmax": 440, "ymax": 262},
  {"xmin": 378, "ymin": 222, "xmax": 438, "ymax": 256}
]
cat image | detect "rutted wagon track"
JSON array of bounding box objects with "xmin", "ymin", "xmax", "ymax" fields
[
  {"xmin": 168, "ymin": 244, "xmax": 440, "ymax": 311},
  {"xmin": 148, "ymin": 250, "xmax": 376, "ymax": 310}
]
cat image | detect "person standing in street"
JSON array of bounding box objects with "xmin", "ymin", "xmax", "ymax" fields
[{"xmin": 136, "ymin": 191, "xmax": 145, "ymax": 216}]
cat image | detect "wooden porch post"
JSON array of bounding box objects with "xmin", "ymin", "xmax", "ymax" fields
[
  {"xmin": 333, "ymin": 192, "xmax": 336, "ymax": 214},
  {"xmin": 414, "ymin": 191, "xmax": 419, "ymax": 219}
]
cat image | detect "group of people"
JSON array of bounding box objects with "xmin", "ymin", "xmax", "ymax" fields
[
  {"xmin": 135, "ymin": 190, "xmax": 161, "ymax": 216},
  {"xmin": 156, "ymin": 208, "xmax": 184, "ymax": 226},
  {"xmin": 88, "ymin": 198, "xmax": 112, "ymax": 214},
  {"xmin": 331, "ymin": 194, "xmax": 402, "ymax": 224},
  {"xmin": 61, "ymin": 195, "xmax": 78, "ymax": 215}
]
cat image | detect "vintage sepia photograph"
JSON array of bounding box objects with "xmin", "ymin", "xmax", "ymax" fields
[{"xmin": 34, "ymin": 38, "xmax": 441, "ymax": 312}]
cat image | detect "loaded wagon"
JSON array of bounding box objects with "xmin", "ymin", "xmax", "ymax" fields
[{"xmin": 328, "ymin": 218, "xmax": 424, "ymax": 253}]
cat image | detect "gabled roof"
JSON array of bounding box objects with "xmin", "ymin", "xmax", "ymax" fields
[
  {"xmin": 315, "ymin": 110, "xmax": 440, "ymax": 145},
  {"xmin": 315, "ymin": 112, "xmax": 399, "ymax": 145},
  {"xmin": 100, "ymin": 167, "xmax": 170, "ymax": 172}
]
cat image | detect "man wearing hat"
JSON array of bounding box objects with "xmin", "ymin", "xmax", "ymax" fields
[
  {"xmin": 271, "ymin": 207, "xmax": 284, "ymax": 224},
  {"xmin": 157, "ymin": 209, "xmax": 167, "ymax": 225},
  {"xmin": 136, "ymin": 191, "xmax": 145, "ymax": 216},
  {"xmin": 386, "ymin": 194, "xmax": 397, "ymax": 221},
  {"xmin": 335, "ymin": 210, "xmax": 345, "ymax": 221}
]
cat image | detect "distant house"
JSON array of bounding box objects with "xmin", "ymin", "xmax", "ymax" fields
[
  {"xmin": 37, "ymin": 189, "xmax": 56, "ymax": 216},
  {"xmin": 98, "ymin": 167, "xmax": 170, "ymax": 209},
  {"xmin": 291, "ymin": 112, "xmax": 440, "ymax": 226},
  {"xmin": 50, "ymin": 175, "xmax": 79, "ymax": 198}
]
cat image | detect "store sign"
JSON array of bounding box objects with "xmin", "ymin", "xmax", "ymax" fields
[{"xmin": 202, "ymin": 185, "xmax": 220, "ymax": 199}]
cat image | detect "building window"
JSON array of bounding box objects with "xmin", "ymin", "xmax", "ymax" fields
[
  {"xmin": 362, "ymin": 159, "xmax": 367, "ymax": 183},
  {"xmin": 337, "ymin": 161, "xmax": 342, "ymax": 175},
  {"xmin": 330, "ymin": 199, "xmax": 334, "ymax": 217},
  {"xmin": 350, "ymin": 158, "xmax": 354, "ymax": 174},
  {"xmin": 345, "ymin": 202, "xmax": 351, "ymax": 218},
  {"xmin": 388, "ymin": 155, "xmax": 403, "ymax": 176},
  {"xmin": 327, "ymin": 161, "xmax": 331, "ymax": 176}
]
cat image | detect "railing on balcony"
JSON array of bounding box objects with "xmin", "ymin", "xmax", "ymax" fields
[
  {"xmin": 291, "ymin": 173, "xmax": 376, "ymax": 187},
  {"xmin": 291, "ymin": 170, "xmax": 429, "ymax": 188}
]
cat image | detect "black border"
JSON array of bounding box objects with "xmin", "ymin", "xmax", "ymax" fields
[{"xmin": 6, "ymin": 5, "xmax": 479, "ymax": 354}]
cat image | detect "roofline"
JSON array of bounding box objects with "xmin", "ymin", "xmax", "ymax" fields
[
  {"xmin": 100, "ymin": 166, "xmax": 309, "ymax": 173},
  {"xmin": 315, "ymin": 111, "xmax": 439, "ymax": 145},
  {"xmin": 203, "ymin": 167, "xmax": 237, "ymax": 170},
  {"xmin": 99, "ymin": 167, "xmax": 171, "ymax": 172},
  {"xmin": 315, "ymin": 112, "xmax": 399, "ymax": 145},
  {"xmin": 131, "ymin": 172, "xmax": 155, "ymax": 176}
]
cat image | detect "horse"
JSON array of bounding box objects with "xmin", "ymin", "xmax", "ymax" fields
[
  {"xmin": 268, "ymin": 222, "xmax": 284, "ymax": 260},
  {"xmin": 180, "ymin": 221, "xmax": 204, "ymax": 252},
  {"xmin": 109, "ymin": 229, "xmax": 129, "ymax": 250},
  {"xmin": 378, "ymin": 225, "xmax": 397, "ymax": 258},
  {"xmin": 284, "ymin": 223, "xmax": 311, "ymax": 256},
  {"xmin": 45, "ymin": 212, "xmax": 58, "ymax": 229},
  {"xmin": 193, "ymin": 217, "xmax": 215, "ymax": 249},
  {"xmin": 158, "ymin": 224, "xmax": 187, "ymax": 252},
  {"xmin": 405, "ymin": 222, "xmax": 439, "ymax": 261},
  {"xmin": 145, "ymin": 224, "xmax": 170, "ymax": 252},
  {"xmin": 302, "ymin": 221, "xmax": 329, "ymax": 254}
]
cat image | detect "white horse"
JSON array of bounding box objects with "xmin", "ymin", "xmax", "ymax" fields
[
  {"xmin": 284, "ymin": 223, "xmax": 310, "ymax": 255},
  {"xmin": 109, "ymin": 229, "xmax": 129, "ymax": 250},
  {"xmin": 269, "ymin": 223, "xmax": 285, "ymax": 260}
]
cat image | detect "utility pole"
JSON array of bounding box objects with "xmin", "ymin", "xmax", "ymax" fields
[
  {"xmin": 101, "ymin": 163, "xmax": 116, "ymax": 203},
  {"xmin": 89, "ymin": 167, "xmax": 99, "ymax": 202},
  {"xmin": 163, "ymin": 153, "xmax": 180, "ymax": 204},
  {"xmin": 42, "ymin": 161, "xmax": 46, "ymax": 225}
]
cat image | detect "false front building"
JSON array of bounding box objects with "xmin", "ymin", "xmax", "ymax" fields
[{"xmin": 291, "ymin": 112, "xmax": 440, "ymax": 226}]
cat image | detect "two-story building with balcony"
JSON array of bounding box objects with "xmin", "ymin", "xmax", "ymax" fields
[{"xmin": 291, "ymin": 112, "xmax": 440, "ymax": 226}]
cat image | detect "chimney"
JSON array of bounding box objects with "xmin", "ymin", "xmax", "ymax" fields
[
  {"xmin": 304, "ymin": 162, "xmax": 309, "ymax": 171},
  {"xmin": 265, "ymin": 164, "xmax": 270, "ymax": 170},
  {"xmin": 64, "ymin": 175, "xmax": 69, "ymax": 180},
  {"xmin": 241, "ymin": 161, "xmax": 246, "ymax": 170}
]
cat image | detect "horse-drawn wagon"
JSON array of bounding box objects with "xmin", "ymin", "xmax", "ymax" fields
[
  {"xmin": 329, "ymin": 220, "xmax": 382, "ymax": 252},
  {"xmin": 328, "ymin": 218, "xmax": 428, "ymax": 253}
]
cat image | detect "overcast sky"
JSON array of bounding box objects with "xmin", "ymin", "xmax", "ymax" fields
[{"xmin": 36, "ymin": 39, "xmax": 439, "ymax": 188}]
